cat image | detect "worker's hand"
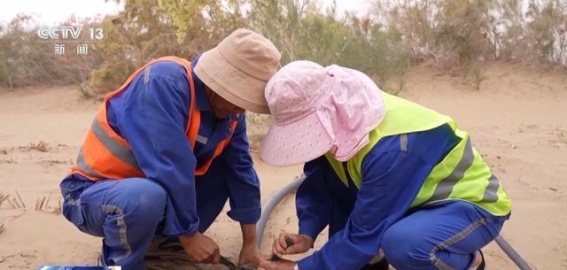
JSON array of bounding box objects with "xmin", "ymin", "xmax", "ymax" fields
[
  {"xmin": 179, "ymin": 232, "xmax": 220, "ymax": 264},
  {"xmin": 259, "ymin": 257, "xmax": 296, "ymax": 270},
  {"xmin": 238, "ymin": 242, "xmax": 262, "ymax": 267},
  {"xmin": 272, "ymin": 233, "xmax": 313, "ymax": 257}
]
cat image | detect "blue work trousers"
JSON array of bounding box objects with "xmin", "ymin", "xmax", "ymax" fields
[
  {"xmin": 59, "ymin": 165, "xmax": 230, "ymax": 270},
  {"xmin": 380, "ymin": 201, "xmax": 506, "ymax": 270},
  {"xmin": 327, "ymin": 177, "xmax": 508, "ymax": 270}
]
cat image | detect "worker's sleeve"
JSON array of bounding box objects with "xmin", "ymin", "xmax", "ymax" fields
[
  {"xmin": 297, "ymin": 150, "xmax": 433, "ymax": 270},
  {"xmin": 223, "ymin": 113, "xmax": 262, "ymax": 223},
  {"xmin": 296, "ymin": 157, "xmax": 333, "ymax": 242},
  {"xmin": 116, "ymin": 66, "xmax": 200, "ymax": 236}
]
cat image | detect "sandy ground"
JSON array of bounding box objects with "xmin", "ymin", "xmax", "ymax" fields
[{"xmin": 0, "ymin": 62, "xmax": 566, "ymax": 270}]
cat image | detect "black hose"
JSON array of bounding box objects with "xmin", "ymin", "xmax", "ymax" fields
[{"xmin": 256, "ymin": 174, "xmax": 533, "ymax": 269}]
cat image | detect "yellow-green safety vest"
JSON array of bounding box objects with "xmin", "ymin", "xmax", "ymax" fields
[{"xmin": 324, "ymin": 92, "xmax": 512, "ymax": 216}]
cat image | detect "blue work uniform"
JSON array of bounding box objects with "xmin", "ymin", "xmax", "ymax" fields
[
  {"xmin": 295, "ymin": 124, "xmax": 508, "ymax": 270},
  {"xmin": 59, "ymin": 55, "xmax": 261, "ymax": 269}
]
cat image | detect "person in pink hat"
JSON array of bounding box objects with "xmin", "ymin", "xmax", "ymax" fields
[{"xmin": 258, "ymin": 61, "xmax": 512, "ymax": 270}]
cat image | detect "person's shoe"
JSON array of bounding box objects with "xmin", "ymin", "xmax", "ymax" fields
[
  {"xmin": 95, "ymin": 253, "xmax": 103, "ymax": 266},
  {"xmin": 476, "ymin": 250, "xmax": 486, "ymax": 270},
  {"xmin": 359, "ymin": 257, "xmax": 390, "ymax": 270}
]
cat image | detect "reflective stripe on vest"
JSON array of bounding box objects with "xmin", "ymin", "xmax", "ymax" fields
[
  {"xmin": 324, "ymin": 92, "xmax": 511, "ymax": 216},
  {"xmin": 70, "ymin": 56, "xmax": 238, "ymax": 180}
]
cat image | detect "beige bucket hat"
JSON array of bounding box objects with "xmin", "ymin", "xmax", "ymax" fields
[{"xmin": 194, "ymin": 28, "xmax": 281, "ymax": 114}]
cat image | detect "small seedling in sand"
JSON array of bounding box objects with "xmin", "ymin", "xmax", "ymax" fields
[
  {"xmin": 0, "ymin": 192, "xmax": 26, "ymax": 235},
  {"xmin": 27, "ymin": 141, "xmax": 51, "ymax": 152},
  {"xmin": 35, "ymin": 192, "xmax": 62, "ymax": 215},
  {"xmin": 1, "ymin": 190, "xmax": 26, "ymax": 210}
]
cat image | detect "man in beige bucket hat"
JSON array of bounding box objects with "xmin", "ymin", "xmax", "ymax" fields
[{"xmin": 58, "ymin": 28, "xmax": 281, "ymax": 270}]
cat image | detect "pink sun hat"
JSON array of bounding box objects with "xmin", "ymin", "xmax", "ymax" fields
[{"xmin": 260, "ymin": 60, "xmax": 387, "ymax": 167}]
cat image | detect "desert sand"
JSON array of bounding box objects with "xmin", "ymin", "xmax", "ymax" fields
[{"xmin": 1, "ymin": 62, "xmax": 566, "ymax": 270}]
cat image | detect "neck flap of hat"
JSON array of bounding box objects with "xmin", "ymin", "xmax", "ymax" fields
[{"xmin": 318, "ymin": 65, "xmax": 386, "ymax": 161}]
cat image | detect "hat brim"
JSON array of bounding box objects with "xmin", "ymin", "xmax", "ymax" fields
[
  {"xmin": 260, "ymin": 111, "xmax": 334, "ymax": 167},
  {"xmin": 194, "ymin": 48, "xmax": 271, "ymax": 114}
]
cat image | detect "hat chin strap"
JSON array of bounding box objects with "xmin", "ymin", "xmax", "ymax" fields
[{"xmin": 330, "ymin": 133, "xmax": 370, "ymax": 162}]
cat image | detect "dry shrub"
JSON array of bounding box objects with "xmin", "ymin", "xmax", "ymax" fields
[{"xmin": 1, "ymin": 0, "xmax": 566, "ymax": 95}]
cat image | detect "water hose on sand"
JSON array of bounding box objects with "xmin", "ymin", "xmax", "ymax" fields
[
  {"xmin": 494, "ymin": 235, "xmax": 533, "ymax": 270},
  {"xmin": 256, "ymin": 174, "xmax": 533, "ymax": 270},
  {"xmin": 256, "ymin": 175, "xmax": 306, "ymax": 245}
]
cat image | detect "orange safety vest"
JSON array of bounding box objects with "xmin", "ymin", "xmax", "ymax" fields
[{"xmin": 70, "ymin": 56, "xmax": 239, "ymax": 181}]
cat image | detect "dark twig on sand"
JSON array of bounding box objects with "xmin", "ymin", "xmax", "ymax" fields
[
  {"xmin": 0, "ymin": 193, "xmax": 9, "ymax": 206},
  {"xmin": 14, "ymin": 190, "xmax": 26, "ymax": 208}
]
